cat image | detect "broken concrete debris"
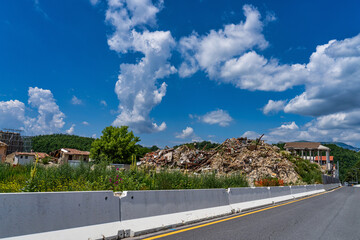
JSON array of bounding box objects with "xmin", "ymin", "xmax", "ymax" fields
[{"xmin": 140, "ymin": 137, "xmax": 301, "ymax": 186}]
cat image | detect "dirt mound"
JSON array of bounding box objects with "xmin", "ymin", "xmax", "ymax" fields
[{"xmin": 141, "ymin": 138, "xmax": 301, "ymax": 186}]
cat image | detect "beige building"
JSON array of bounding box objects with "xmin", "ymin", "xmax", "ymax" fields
[
  {"xmin": 51, "ymin": 148, "xmax": 90, "ymax": 165},
  {"xmin": 0, "ymin": 141, "xmax": 7, "ymax": 163},
  {"xmin": 12, "ymin": 152, "xmax": 50, "ymax": 165}
]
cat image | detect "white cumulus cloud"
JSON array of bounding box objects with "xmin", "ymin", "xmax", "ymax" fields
[
  {"xmin": 0, "ymin": 100, "xmax": 26, "ymax": 129},
  {"xmin": 200, "ymin": 109, "xmax": 233, "ymax": 127},
  {"xmin": 104, "ymin": 0, "xmax": 175, "ymax": 133},
  {"xmin": 176, "ymin": 127, "xmax": 194, "ymax": 139},
  {"xmin": 66, "ymin": 124, "xmax": 75, "ymax": 134},
  {"xmin": 179, "ymin": 5, "xmax": 268, "ymax": 79},
  {"xmin": 25, "ymin": 87, "xmax": 65, "ymax": 135},
  {"xmin": 263, "ymin": 100, "xmax": 286, "ymax": 115},
  {"xmin": 178, "ymin": 4, "xmax": 307, "ymax": 92},
  {"xmin": 0, "ymin": 87, "xmax": 65, "ymax": 135},
  {"xmin": 283, "ymin": 34, "xmax": 360, "ymax": 117}
]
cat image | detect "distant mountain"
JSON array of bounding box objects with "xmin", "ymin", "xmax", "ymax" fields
[{"xmin": 321, "ymin": 142, "xmax": 360, "ymax": 152}]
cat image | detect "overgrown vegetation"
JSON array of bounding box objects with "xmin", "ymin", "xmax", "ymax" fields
[
  {"xmin": 0, "ymin": 163, "xmax": 248, "ymax": 193},
  {"xmin": 281, "ymin": 152, "xmax": 322, "ymax": 184}
]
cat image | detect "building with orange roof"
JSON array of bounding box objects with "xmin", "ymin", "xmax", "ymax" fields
[
  {"xmin": 284, "ymin": 142, "xmax": 332, "ymax": 171},
  {"xmin": 50, "ymin": 148, "xmax": 90, "ymax": 165}
]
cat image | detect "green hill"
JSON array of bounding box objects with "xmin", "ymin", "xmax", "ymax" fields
[{"xmin": 31, "ymin": 134, "xmax": 95, "ymax": 153}]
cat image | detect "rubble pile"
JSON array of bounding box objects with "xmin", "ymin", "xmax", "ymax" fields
[{"xmin": 141, "ymin": 137, "xmax": 301, "ymax": 186}]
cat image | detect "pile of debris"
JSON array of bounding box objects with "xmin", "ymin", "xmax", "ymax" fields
[{"xmin": 140, "ymin": 137, "xmax": 301, "ymax": 186}]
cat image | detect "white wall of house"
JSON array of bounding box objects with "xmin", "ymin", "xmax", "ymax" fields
[{"xmin": 14, "ymin": 155, "xmax": 35, "ymax": 165}]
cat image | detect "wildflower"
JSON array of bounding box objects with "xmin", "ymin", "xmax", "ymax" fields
[
  {"xmin": 109, "ymin": 178, "xmax": 112, "ymax": 182},
  {"xmin": 116, "ymin": 168, "xmax": 119, "ymax": 171},
  {"xmin": 115, "ymin": 181, "xmax": 119, "ymax": 184}
]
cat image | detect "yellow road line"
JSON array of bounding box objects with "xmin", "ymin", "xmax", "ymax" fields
[{"xmin": 143, "ymin": 187, "xmax": 341, "ymax": 240}]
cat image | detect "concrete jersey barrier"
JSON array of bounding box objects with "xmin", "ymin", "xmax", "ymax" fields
[
  {"xmin": 119, "ymin": 188, "xmax": 230, "ymax": 221},
  {"xmin": 290, "ymin": 185, "xmax": 307, "ymax": 194},
  {"xmin": 118, "ymin": 189, "xmax": 232, "ymax": 236},
  {"xmin": 228, "ymin": 187, "xmax": 270, "ymax": 204},
  {"xmin": 0, "ymin": 184, "xmax": 338, "ymax": 239},
  {"xmin": 0, "ymin": 191, "xmax": 121, "ymax": 240}
]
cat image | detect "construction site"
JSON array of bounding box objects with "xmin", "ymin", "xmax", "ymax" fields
[
  {"xmin": 141, "ymin": 137, "xmax": 306, "ymax": 186},
  {"xmin": 0, "ymin": 129, "xmax": 32, "ymax": 155}
]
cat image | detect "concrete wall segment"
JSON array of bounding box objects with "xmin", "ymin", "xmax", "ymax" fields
[
  {"xmin": 119, "ymin": 189, "xmax": 230, "ymax": 221},
  {"xmin": 228, "ymin": 187, "xmax": 270, "ymax": 204},
  {"xmin": 269, "ymin": 186, "xmax": 291, "ymax": 198},
  {"xmin": 305, "ymin": 184, "xmax": 317, "ymax": 192},
  {"xmin": 290, "ymin": 185, "xmax": 307, "ymax": 194},
  {"xmin": 0, "ymin": 191, "xmax": 120, "ymax": 239}
]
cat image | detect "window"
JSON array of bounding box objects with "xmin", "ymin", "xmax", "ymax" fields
[
  {"xmin": 25, "ymin": 156, "xmax": 28, "ymax": 159},
  {"xmin": 20, "ymin": 156, "xmax": 23, "ymax": 159}
]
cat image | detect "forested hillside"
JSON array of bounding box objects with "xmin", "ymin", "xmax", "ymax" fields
[
  {"xmin": 274, "ymin": 142, "xmax": 360, "ymax": 181},
  {"xmin": 323, "ymin": 144, "xmax": 360, "ymax": 181},
  {"xmin": 31, "ymin": 134, "xmax": 95, "ymax": 153}
]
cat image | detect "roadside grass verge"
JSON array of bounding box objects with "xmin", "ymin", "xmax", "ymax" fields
[{"xmin": 0, "ymin": 163, "xmax": 248, "ymax": 192}]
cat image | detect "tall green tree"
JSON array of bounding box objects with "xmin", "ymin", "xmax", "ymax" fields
[{"xmin": 90, "ymin": 126, "xmax": 140, "ymax": 163}]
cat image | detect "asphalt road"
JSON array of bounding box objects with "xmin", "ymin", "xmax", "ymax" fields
[{"xmin": 141, "ymin": 187, "xmax": 360, "ymax": 240}]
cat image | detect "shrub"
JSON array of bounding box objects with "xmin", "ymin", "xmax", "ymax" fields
[{"xmin": 255, "ymin": 177, "xmax": 284, "ymax": 187}]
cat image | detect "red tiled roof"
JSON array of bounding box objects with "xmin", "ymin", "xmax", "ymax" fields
[
  {"xmin": 62, "ymin": 148, "xmax": 90, "ymax": 156},
  {"xmin": 314, "ymin": 156, "xmax": 334, "ymax": 161},
  {"xmin": 15, "ymin": 152, "xmax": 36, "ymax": 156},
  {"xmin": 36, "ymin": 152, "xmax": 50, "ymax": 159}
]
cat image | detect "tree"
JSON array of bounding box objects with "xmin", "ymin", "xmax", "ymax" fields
[{"xmin": 90, "ymin": 126, "xmax": 140, "ymax": 163}]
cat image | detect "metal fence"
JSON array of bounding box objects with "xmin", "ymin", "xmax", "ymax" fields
[{"xmin": 322, "ymin": 174, "xmax": 340, "ymax": 184}]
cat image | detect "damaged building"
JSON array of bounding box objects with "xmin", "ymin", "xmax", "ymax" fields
[{"xmin": 50, "ymin": 148, "xmax": 90, "ymax": 165}]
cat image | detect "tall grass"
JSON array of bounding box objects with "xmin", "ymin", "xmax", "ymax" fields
[{"xmin": 0, "ymin": 163, "xmax": 248, "ymax": 192}]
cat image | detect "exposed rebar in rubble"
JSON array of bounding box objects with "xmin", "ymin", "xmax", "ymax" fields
[{"xmin": 140, "ymin": 137, "xmax": 301, "ymax": 186}]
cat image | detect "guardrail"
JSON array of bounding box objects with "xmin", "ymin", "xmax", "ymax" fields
[{"xmin": 0, "ymin": 183, "xmax": 340, "ymax": 240}]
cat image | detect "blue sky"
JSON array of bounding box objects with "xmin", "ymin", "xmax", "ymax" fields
[{"xmin": 1, "ymin": 0, "xmax": 360, "ymax": 147}]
